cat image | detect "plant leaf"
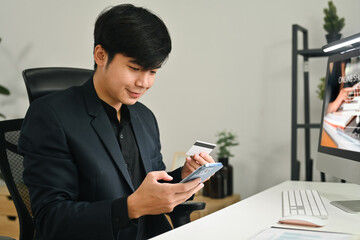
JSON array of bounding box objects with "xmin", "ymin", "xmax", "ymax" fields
[
  {"xmin": 216, "ymin": 131, "xmax": 239, "ymax": 158},
  {"xmin": 0, "ymin": 85, "xmax": 10, "ymax": 95}
]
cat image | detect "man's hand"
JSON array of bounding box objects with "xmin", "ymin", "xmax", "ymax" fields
[
  {"xmin": 181, "ymin": 152, "xmax": 215, "ymax": 179},
  {"xmin": 327, "ymin": 86, "xmax": 356, "ymax": 114},
  {"xmin": 127, "ymin": 171, "xmax": 203, "ymax": 219}
]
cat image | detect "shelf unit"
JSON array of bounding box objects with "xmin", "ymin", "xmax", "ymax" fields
[{"xmin": 291, "ymin": 24, "xmax": 339, "ymax": 181}]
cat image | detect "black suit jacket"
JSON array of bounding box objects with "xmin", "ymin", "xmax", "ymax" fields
[{"xmin": 18, "ymin": 79, "xmax": 180, "ymax": 240}]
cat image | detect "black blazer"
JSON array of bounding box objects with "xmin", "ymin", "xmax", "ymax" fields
[{"xmin": 18, "ymin": 79, "xmax": 180, "ymax": 240}]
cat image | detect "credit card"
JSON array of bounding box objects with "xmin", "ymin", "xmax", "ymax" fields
[{"xmin": 186, "ymin": 140, "xmax": 216, "ymax": 156}]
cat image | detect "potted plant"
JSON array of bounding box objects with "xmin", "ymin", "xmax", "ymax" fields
[
  {"xmin": 209, "ymin": 131, "xmax": 238, "ymax": 198},
  {"xmin": 216, "ymin": 131, "xmax": 239, "ymax": 160},
  {"xmin": 323, "ymin": 1, "xmax": 345, "ymax": 43},
  {"xmin": 317, "ymin": 77, "xmax": 326, "ymax": 101},
  {"xmin": 0, "ymin": 37, "xmax": 11, "ymax": 119}
]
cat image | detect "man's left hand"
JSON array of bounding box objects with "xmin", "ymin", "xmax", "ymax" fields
[{"xmin": 181, "ymin": 152, "xmax": 215, "ymax": 180}]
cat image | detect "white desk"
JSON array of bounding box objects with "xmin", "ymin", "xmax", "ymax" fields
[{"xmin": 152, "ymin": 181, "xmax": 360, "ymax": 239}]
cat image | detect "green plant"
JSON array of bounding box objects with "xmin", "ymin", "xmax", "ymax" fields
[
  {"xmin": 216, "ymin": 131, "xmax": 239, "ymax": 159},
  {"xmin": 0, "ymin": 85, "xmax": 10, "ymax": 119},
  {"xmin": 0, "ymin": 37, "xmax": 11, "ymax": 118},
  {"xmin": 317, "ymin": 77, "xmax": 325, "ymax": 100},
  {"xmin": 323, "ymin": 1, "xmax": 345, "ymax": 35}
]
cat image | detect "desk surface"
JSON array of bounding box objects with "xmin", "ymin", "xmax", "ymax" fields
[{"xmin": 152, "ymin": 181, "xmax": 360, "ymax": 239}]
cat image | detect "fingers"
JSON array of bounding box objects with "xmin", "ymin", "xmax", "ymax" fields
[
  {"xmin": 185, "ymin": 157, "xmax": 199, "ymax": 170},
  {"xmin": 172, "ymin": 178, "xmax": 202, "ymax": 192},
  {"xmin": 148, "ymin": 171, "xmax": 173, "ymax": 182},
  {"xmin": 199, "ymin": 152, "xmax": 215, "ymax": 163},
  {"xmin": 129, "ymin": 171, "xmax": 205, "ymax": 218},
  {"xmin": 194, "ymin": 152, "xmax": 215, "ymax": 164},
  {"xmin": 157, "ymin": 179, "xmax": 203, "ymax": 212},
  {"xmin": 184, "ymin": 158, "xmax": 197, "ymax": 172},
  {"xmin": 343, "ymin": 87, "xmax": 354, "ymax": 92},
  {"xmin": 173, "ymin": 183, "xmax": 204, "ymax": 206},
  {"xmin": 342, "ymin": 88, "xmax": 355, "ymax": 102},
  {"xmin": 186, "ymin": 152, "xmax": 215, "ymax": 169}
]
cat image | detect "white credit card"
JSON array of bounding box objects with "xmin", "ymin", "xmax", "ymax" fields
[{"xmin": 186, "ymin": 140, "xmax": 216, "ymax": 156}]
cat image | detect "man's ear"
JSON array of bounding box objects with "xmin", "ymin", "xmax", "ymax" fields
[{"xmin": 94, "ymin": 45, "xmax": 108, "ymax": 68}]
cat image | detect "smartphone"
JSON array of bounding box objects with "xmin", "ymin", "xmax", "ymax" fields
[{"xmin": 180, "ymin": 162, "xmax": 223, "ymax": 183}]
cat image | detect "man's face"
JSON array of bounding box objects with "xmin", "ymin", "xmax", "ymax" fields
[{"xmin": 94, "ymin": 49, "xmax": 158, "ymax": 109}]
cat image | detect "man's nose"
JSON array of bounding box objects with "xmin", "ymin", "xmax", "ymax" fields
[{"xmin": 135, "ymin": 72, "xmax": 152, "ymax": 88}]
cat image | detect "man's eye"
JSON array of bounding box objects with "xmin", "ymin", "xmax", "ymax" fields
[
  {"xmin": 150, "ymin": 70, "xmax": 157, "ymax": 75},
  {"xmin": 129, "ymin": 66, "xmax": 140, "ymax": 71}
]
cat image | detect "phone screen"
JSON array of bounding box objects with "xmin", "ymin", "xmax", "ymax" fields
[{"xmin": 180, "ymin": 163, "xmax": 223, "ymax": 183}]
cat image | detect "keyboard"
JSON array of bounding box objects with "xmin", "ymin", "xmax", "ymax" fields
[{"xmin": 282, "ymin": 189, "xmax": 328, "ymax": 219}]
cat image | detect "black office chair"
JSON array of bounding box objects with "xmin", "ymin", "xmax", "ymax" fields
[
  {"xmin": 0, "ymin": 118, "xmax": 34, "ymax": 240},
  {"xmin": 22, "ymin": 67, "xmax": 94, "ymax": 103},
  {"xmin": 22, "ymin": 67, "xmax": 205, "ymax": 228}
]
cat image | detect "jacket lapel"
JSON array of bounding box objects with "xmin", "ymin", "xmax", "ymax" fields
[
  {"xmin": 129, "ymin": 108, "xmax": 153, "ymax": 174},
  {"xmin": 82, "ymin": 79, "xmax": 134, "ymax": 191}
]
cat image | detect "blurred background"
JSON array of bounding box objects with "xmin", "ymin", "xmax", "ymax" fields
[{"xmin": 1, "ymin": 0, "xmax": 359, "ymax": 199}]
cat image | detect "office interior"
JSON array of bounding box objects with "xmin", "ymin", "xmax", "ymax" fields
[{"xmin": 1, "ymin": 0, "xmax": 360, "ymax": 201}]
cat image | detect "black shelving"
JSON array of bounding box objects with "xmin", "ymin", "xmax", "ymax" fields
[{"xmin": 291, "ymin": 24, "xmax": 331, "ymax": 181}]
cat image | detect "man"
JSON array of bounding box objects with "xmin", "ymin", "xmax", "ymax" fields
[{"xmin": 18, "ymin": 4, "xmax": 214, "ymax": 240}]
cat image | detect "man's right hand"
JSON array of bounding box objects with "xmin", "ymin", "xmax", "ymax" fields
[{"xmin": 127, "ymin": 171, "xmax": 203, "ymax": 219}]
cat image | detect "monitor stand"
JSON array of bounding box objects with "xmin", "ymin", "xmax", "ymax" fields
[{"xmin": 331, "ymin": 200, "xmax": 360, "ymax": 213}]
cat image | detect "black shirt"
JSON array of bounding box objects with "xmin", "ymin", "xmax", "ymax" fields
[
  {"xmin": 101, "ymin": 101, "xmax": 146, "ymax": 238},
  {"xmin": 101, "ymin": 101, "xmax": 146, "ymax": 189}
]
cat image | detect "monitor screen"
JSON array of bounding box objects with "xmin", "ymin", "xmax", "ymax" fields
[
  {"xmin": 317, "ymin": 47, "xmax": 360, "ymax": 213},
  {"xmin": 318, "ymin": 48, "xmax": 360, "ymax": 163}
]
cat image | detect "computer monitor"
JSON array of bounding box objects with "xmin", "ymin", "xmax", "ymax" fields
[{"xmin": 317, "ymin": 47, "xmax": 360, "ymax": 213}]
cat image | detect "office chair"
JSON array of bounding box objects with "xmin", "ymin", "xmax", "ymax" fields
[
  {"xmin": 0, "ymin": 118, "xmax": 34, "ymax": 240},
  {"xmin": 22, "ymin": 67, "xmax": 94, "ymax": 103},
  {"xmin": 22, "ymin": 67, "xmax": 205, "ymax": 228}
]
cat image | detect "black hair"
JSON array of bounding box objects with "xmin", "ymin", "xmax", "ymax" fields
[{"xmin": 94, "ymin": 4, "xmax": 172, "ymax": 70}]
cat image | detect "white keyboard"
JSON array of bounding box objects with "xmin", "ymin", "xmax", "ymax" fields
[{"xmin": 282, "ymin": 189, "xmax": 328, "ymax": 219}]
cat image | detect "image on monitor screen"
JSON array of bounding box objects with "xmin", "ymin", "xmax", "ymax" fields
[
  {"xmin": 318, "ymin": 47, "xmax": 360, "ymax": 213},
  {"xmin": 319, "ymin": 49, "xmax": 360, "ymax": 159}
]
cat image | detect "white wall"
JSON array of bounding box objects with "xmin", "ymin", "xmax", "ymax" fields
[{"xmin": 1, "ymin": 0, "xmax": 359, "ymax": 199}]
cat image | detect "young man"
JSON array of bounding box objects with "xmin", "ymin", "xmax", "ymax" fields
[{"xmin": 18, "ymin": 4, "xmax": 214, "ymax": 240}]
